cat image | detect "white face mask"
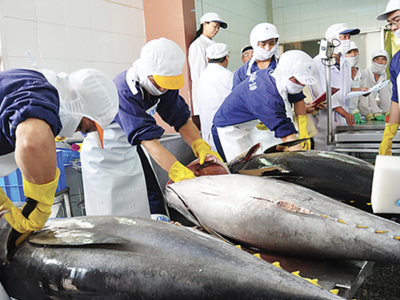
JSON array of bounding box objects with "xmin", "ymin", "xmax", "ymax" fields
[
  {"xmin": 371, "ymin": 62, "xmax": 387, "ymax": 74},
  {"xmin": 346, "ymin": 55, "xmax": 359, "ymax": 67},
  {"xmin": 141, "ymin": 76, "xmax": 166, "ymax": 96},
  {"xmin": 339, "ymin": 40, "xmax": 351, "ymax": 55},
  {"xmin": 253, "ymin": 44, "xmax": 277, "ymax": 61},
  {"xmin": 286, "ymin": 80, "xmax": 304, "ymax": 95}
]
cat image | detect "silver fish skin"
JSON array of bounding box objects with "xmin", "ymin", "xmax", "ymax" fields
[
  {"xmin": 0, "ymin": 216, "xmax": 343, "ymax": 300},
  {"xmin": 228, "ymin": 150, "xmax": 374, "ymax": 210},
  {"xmin": 165, "ymin": 174, "xmax": 400, "ymax": 263}
]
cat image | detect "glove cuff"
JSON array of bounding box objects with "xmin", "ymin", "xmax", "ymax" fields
[
  {"xmin": 168, "ymin": 161, "xmax": 196, "ymax": 183},
  {"xmin": 386, "ymin": 123, "xmax": 400, "ymax": 135},
  {"xmin": 23, "ymin": 168, "xmax": 60, "ymax": 206},
  {"xmin": 374, "ymin": 113, "xmax": 382, "ymax": 117},
  {"xmin": 365, "ymin": 112, "xmax": 373, "ymax": 121}
]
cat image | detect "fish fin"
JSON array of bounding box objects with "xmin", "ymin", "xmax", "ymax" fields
[
  {"xmin": 272, "ymin": 261, "xmax": 282, "ymax": 269},
  {"xmin": 263, "ymin": 138, "xmax": 309, "ymax": 154},
  {"xmin": 29, "ymin": 228, "xmax": 130, "ymax": 246},
  {"xmin": 253, "ymin": 253, "xmax": 261, "ymax": 259},
  {"xmin": 227, "ymin": 143, "xmax": 261, "ymax": 167}
]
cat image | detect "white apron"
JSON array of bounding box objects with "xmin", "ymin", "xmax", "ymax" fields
[
  {"xmin": 217, "ymin": 95, "xmax": 293, "ymax": 162},
  {"xmin": 0, "ymin": 152, "xmax": 18, "ymax": 178},
  {"xmin": 81, "ymin": 122, "xmax": 151, "ymax": 218}
]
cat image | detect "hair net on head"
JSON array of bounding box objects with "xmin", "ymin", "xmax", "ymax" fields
[
  {"xmin": 250, "ymin": 23, "xmax": 279, "ymax": 49},
  {"xmin": 272, "ymin": 50, "xmax": 317, "ymax": 98},
  {"xmin": 372, "ymin": 49, "xmax": 389, "ymax": 63},
  {"xmin": 43, "ymin": 68, "xmax": 119, "ymax": 148},
  {"xmin": 137, "ymin": 38, "xmax": 185, "ymax": 90}
]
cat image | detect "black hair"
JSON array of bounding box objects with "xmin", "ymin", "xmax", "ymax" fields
[
  {"xmin": 192, "ymin": 23, "xmax": 208, "ymax": 43},
  {"xmin": 208, "ymin": 55, "xmax": 227, "ymax": 64}
]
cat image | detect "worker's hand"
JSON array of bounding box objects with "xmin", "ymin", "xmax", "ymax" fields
[
  {"xmin": 0, "ymin": 188, "xmax": 16, "ymax": 217},
  {"xmin": 365, "ymin": 112, "xmax": 373, "ymax": 122},
  {"xmin": 372, "ymin": 113, "xmax": 386, "ymax": 122},
  {"xmin": 342, "ymin": 112, "xmax": 355, "ymax": 126},
  {"xmin": 256, "ymin": 122, "xmax": 269, "ymax": 130},
  {"xmin": 305, "ymin": 103, "xmax": 315, "ymax": 114},
  {"xmin": 295, "ymin": 115, "xmax": 311, "ymax": 150},
  {"xmin": 379, "ymin": 123, "xmax": 400, "ymax": 156},
  {"xmin": 353, "ymin": 112, "xmax": 366, "ymax": 125},
  {"xmin": 5, "ymin": 169, "xmax": 59, "ymax": 246},
  {"xmin": 191, "ymin": 139, "xmax": 224, "ymax": 165},
  {"xmin": 315, "ymin": 102, "xmax": 326, "ymax": 111},
  {"xmin": 168, "ymin": 161, "xmax": 196, "ymax": 183}
]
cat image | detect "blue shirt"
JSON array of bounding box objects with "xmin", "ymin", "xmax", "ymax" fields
[
  {"xmin": 213, "ymin": 68, "xmax": 304, "ymax": 138},
  {"xmin": 232, "ymin": 56, "xmax": 277, "ymax": 90},
  {"xmin": 0, "ymin": 69, "xmax": 61, "ymax": 156},
  {"xmin": 113, "ymin": 71, "xmax": 191, "ymax": 145},
  {"xmin": 389, "ymin": 50, "xmax": 400, "ymax": 103}
]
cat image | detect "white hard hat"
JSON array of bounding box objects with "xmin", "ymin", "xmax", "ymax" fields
[
  {"xmin": 206, "ymin": 43, "xmax": 229, "ymax": 59},
  {"xmin": 250, "ymin": 23, "xmax": 279, "ymax": 49},
  {"xmin": 200, "ymin": 12, "xmax": 228, "ymax": 29},
  {"xmin": 377, "ymin": 0, "xmax": 400, "ymax": 20},
  {"xmin": 278, "ymin": 50, "xmax": 318, "ymax": 85},
  {"xmin": 347, "ymin": 41, "xmax": 359, "ymax": 53},
  {"xmin": 372, "ymin": 49, "xmax": 389, "ymax": 61},
  {"xmin": 44, "ymin": 68, "xmax": 119, "ymax": 148},
  {"xmin": 138, "ymin": 38, "xmax": 185, "ymax": 90},
  {"xmin": 325, "ymin": 23, "xmax": 360, "ymax": 40}
]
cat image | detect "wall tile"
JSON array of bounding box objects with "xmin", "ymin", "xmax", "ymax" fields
[
  {"xmin": 132, "ymin": 8, "xmax": 145, "ymax": 37},
  {"xmin": 113, "ymin": 4, "xmax": 134, "ymax": 35},
  {"xmin": 300, "ymin": 2, "xmax": 317, "ymax": 22},
  {"xmin": 301, "ymin": 19, "xmax": 320, "ymax": 40},
  {"xmin": 318, "ymin": 16, "xmax": 338, "ymax": 37},
  {"xmin": 89, "ymin": 0, "xmax": 114, "ymax": 32},
  {"xmin": 357, "ymin": 11, "xmax": 380, "ymax": 31},
  {"xmin": 132, "ymin": 0, "xmax": 144, "ymax": 10},
  {"xmin": 68, "ymin": 60, "xmax": 96, "ymax": 72},
  {"xmin": 3, "ymin": 0, "xmax": 36, "ymax": 21},
  {"xmin": 114, "ymin": 33, "xmax": 135, "ymax": 63},
  {"xmin": 66, "ymin": 27, "xmax": 93, "ymax": 61},
  {"xmin": 318, "ymin": 0, "xmax": 338, "ymax": 19},
  {"xmin": 64, "ymin": 0, "xmax": 91, "ymax": 29},
  {"xmin": 93, "ymin": 61, "xmax": 118, "ymax": 80},
  {"xmin": 273, "ymin": 7, "xmax": 284, "ymax": 25},
  {"xmin": 37, "ymin": 23, "xmax": 68, "ymax": 59},
  {"xmin": 7, "ymin": 56, "xmax": 38, "ymax": 70},
  {"xmin": 40, "ymin": 58, "xmax": 71, "ymax": 73},
  {"xmin": 283, "ymin": 4, "xmax": 301, "ymax": 24},
  {"xmin": 272, "ymin": 0, "xmax": 283, "ymax": 9},
  {"xmin": 111, "ymin": 0, "xmax": 132, "ymax": 6},
  {"xmin": 36, "ymin": 0, "xmax": 65, "ymax": 25},
  {"xmin": 91, "ymin": 30, "xmax": 115, "ymax": 62},
  {"xmin": 4, "ymin": 18, "xmax": 39, "ymax": 57},
  {"xmin": 283, "ymin": 21, "xmax": 302, "ymax": 42}
]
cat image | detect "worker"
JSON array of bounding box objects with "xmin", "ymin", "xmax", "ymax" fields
[
  {"xmin": 0, "ymin": 68, "xmax": 118, "ymax": 260},
  {"xmin": 188, "ymin": 12, "xmax": 228, "ymax": 128},
  {"xmin": 360, "ymin": 50, "xmax": 391, "ymax": 121},
  {"xmin": 344, "ymin": 41, "xmax": 367, "ymax": 124},
  {"xmin": 197, "ymin": 43, "xmax": 233, "ymax": 151},
  {"xmin": 309, "ymin": 23, "xmax": 360, "ymax": 151},
  {"xmin": 240, "ymin": 45, "xmax": 253, "ymax": 64},
  {"xmin": 377, "ymin": 0, "xmax": 400, "ymax": 155},
  {"xmin": 232, "ymin": 23, "xmax": 279, "ymax": 90},
  {"xmin": 212, "ymin": 50, "xmax": 317, "ymax": 162},
  {"xmin": 81, "ymin": 38, "xmax": 223, "ymax": 222}
]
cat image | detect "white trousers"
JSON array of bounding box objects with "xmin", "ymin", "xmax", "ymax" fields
[
  {"xmin": 217, "ymin": 119, "xmax": 280, "ymax": 162},
  {"xmin": 81, "ymin": 122, "xmax": 151, "ymax": 218}
]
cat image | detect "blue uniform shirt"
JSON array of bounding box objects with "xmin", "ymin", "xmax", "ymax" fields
[
  {"xmin": 389, "ymin": 50, "xmax": 400, "ymax": 103},
  {"xmin": 213, "ymin": 68, "xmax": 304, "ymax": 138},
  {"xmin": 0, "ymin": 69, "xmax": 61, "ymax": 156},
  {"xmin": 232, "ymin": 56, "xmax": 277, "ymax": 90},
  {"xmin": 113, "ymin": 71, "xmax": 191, "ymax": 145}
]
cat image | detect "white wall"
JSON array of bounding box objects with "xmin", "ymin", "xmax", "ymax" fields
[
  {"xmin": 194, "ymin": 0, "xmax": 270, "ymax": 72},
  {"xmin": 0, "ymin": 0, "xmax": 145, "ymax": 80}
]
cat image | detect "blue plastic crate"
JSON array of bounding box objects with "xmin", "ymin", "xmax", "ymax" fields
[
  {"xmin": 58, "ymin": 148, "xmax": 80, "ymax": 168},
  {"xmin": 0, "ymin": 150, "xmax": 67, "ymax": 202}
]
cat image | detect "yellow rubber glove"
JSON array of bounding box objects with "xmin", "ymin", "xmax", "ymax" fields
[
  {"xmin": 191, "ymin": 139, "xmax": 224, "ymax": 165},
  {"xmin": 168, "ymin": 161, "xmax": 196, "ymax": 183},
  {"xmin": 0, "ymin": 188, "xmax": 15, "ymax": 215},
  {"xmin": 296, "ymin": 115, "xmax": 311, "ymax": 150},
  {"xmin": 256, "ymin": 122, "xmax": 269, "ymax": 130},
  {"xmin": 54, "ymin": 136, "xmax": 66, "ymax": 142},
  {"xmin": 5, "ymin": 168, "xmax": 60, "ymax": 238},
  {"xmin": 379, "ymin": 123, "xmax": 400, "ymax": 156}
]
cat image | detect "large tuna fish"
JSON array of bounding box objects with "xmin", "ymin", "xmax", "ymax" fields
[
  {"xmin": 165, "ymin": 173, "xmax": 400, "ymax": 263},
  {"xmin": 0, "ymin": 216, "xmax": 343, "ymax": 300},
  {"xmin": 228, "ymin": 144, "xmax": 374, "ymax": 211}
]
